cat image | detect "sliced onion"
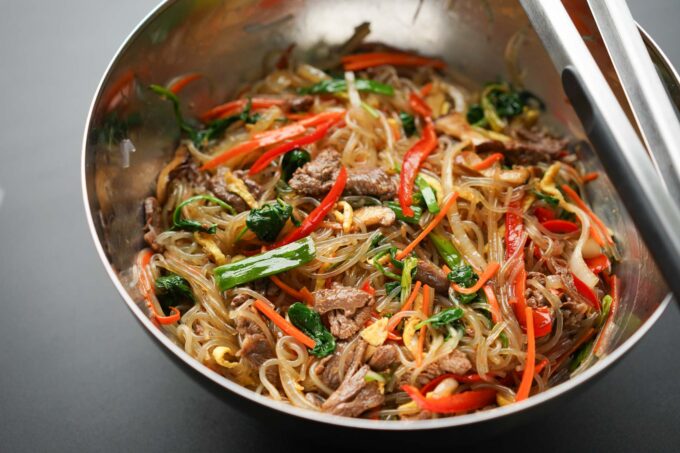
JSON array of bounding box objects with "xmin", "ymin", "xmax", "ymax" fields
[
  {"xmin": 581, "ymin": 237, "xmax": 601, "ymax": 259},
  {"xmin": 345, "ymin": 71, "xmax": 361, "ymax": 108},
  {"xmin": 567, "ymin": 204, "xmax": 599, "ymax": 288},
  {"xmin": 546, "ymin": 275, "xmax": 564, "ymax": 290}
]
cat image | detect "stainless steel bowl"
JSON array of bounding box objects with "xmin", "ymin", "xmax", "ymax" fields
[{"xmin": 82, "ymin": 0, "xmax": 675, "ymax": 434}]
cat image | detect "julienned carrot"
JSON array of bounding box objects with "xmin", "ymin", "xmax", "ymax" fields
[
  {"xmin": 136, "ymin": 249, "xmax": 181, "ymax": 325},
  {"xmin": 451, "ymin": 262, "xmax": 500, "ymax": 295},
  {"xmin": 168, "ymin": 73, "xmax": 202, "ymax": 94},
  {"xmin": 396, "ymin": 194, "xmax": 459, "ymax": 260},
  {"xmin": 253, "ymin": 299, "xmax": 316, "ymax": 349},
  {"xmin": 199, "ymin": 111, "xmax": 345, "ymax": 171},
  {"xmin": 515, "ymin": 307, "xmax": 536, "ymax": 401},
  {"xmin": 561, "ymin": 184, "xmax": 613, "ymax": 245},
  {"xmin": 534, "ymin": 358, "xmax": 549, "ymax": 376},
  {"xmin": 201, "ymin": 97, "xmax": 286, "ymax": 122},
  {"xmin": 387, "ymin": 281, "xmax": 423, "ymax": 332},
  {"xmin": 342, "ymin": 52, "xmax": 446, "ymax": 71},
  {"xmin": 269, "ymin": 275, "xmax": 314, "ymax": 305},
  {"xmin": 420, "ymin": 82, "xmax": 434, "ymax": 97},
  {"xmin": 582, "ymin": 172, "xmax": 599, "ymax": 183},
  {"xmin": 416, "ymin": 285, "xmax": 431, "ymax": 366},
  {"xmin": 482, "ymin": 285, "xmax": 502, "ymax": 324},
  {"xmin": 472, "ymin": 153, "xmax": 504, "ymax": 171}
]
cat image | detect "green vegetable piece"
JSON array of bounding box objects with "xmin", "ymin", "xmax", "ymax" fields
[
  {"xmin": 299, "ymin": 78, "xmax": 394, "ymax": 96},
  {"xmin": 155, "ymin": 274, "xmax": 194, "ymax": 314},
  {"xmin": 415, "ymin": 175, "xmax": 439, "ymax": 214},
  {"xmin": 172, "ymin": 195, "xmax": 236, "ymax": 233},
  {"xmin": 447, "ymin": 264, "xmax": 479, "ymax": 288},
  {"xmin": 399, "ymin": 112, "xmax": 416, "ymax": 137},
  {"xmin": 533, "ymin": 190, "xmax": 560, "ymax": 207},
  {"xmin": 488, "ymin": 88, "xmax": 523, "ymax": 118},
  {"xmin": 281, "ymin": 148, "xmax": 311, "ymax": 181},
  {"xmin": 519, "ymin": 90, "xmax": 545, "ymax": 111},
  {"xmin": 246, "ymin": 199, "xmax": 293, "ymax": 242},
  {"xmin": 416, "ymin": 307, "xmax": 464, "ymax": 329},
  {"xmin": 370, "ymin": 233, "xmax": 385, "ymax": 248},
  {"xmin": 385, "ymin": 281, "xmax": 401, "ymax": 296},
  {"xmin": 372, "ymin": 250, "xmax": 401, "ymax": 281},
  {"xmin": 400, "ymin": 256, "xmax": 419, "ymax": 306},
  {"xmin": 288, "ymin": 302, "xmax": 336, "ymax": 357},
  {"xmin": 499, "ymin": 331, "xmax": 509, "ymax": 348},
  {"xmin": 466, "ymin": 104, "xmax": 485, "ymax": 125},
  {"xmin": 569, "ymin": 340, "xmax": 594, "ymax": 373},
  {"xmin": 429, "ymin": 232, "xmax": 464, "ymax": 269},
  {"xmin": 597, "ymin": 295, "xmax": 613, "ymax": 327},
  {"xmin": 213, "ymin": 237, "xmax": 316, "ymax": 290},
  {"xmin": 385, "ymin": 201, "xmax": 423, "ymax": 224}
]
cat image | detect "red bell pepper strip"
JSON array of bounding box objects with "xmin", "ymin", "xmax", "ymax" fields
[
  {"xmin": 200, "ymin": 97, "xmax": 286, "ymax": 122},
  {"xmin": 585, "ymin": 254, "xmax": 610, "ymax": 275},
  {"xmin": 168, "ymin": 73, "xmax": 202, "ymax": 94},
  {"xmin": 505, "ymin": 200, "xmax": 525, "ymax": 261},
  {"xmin": 534, "ymin": 206, "xmax": 555, "ymax": 223},
  {"xmin": 541, "ymin": 219, "xmax": 579, "ymax": 234},
  {"xmin": 401, "ymin": 385, "xmax": 496, "ymax": 414},
  {"xmin": 409, "ymin": 92, "xmax": 433, "ymax": 118},
  {"xmin": 199, "ymin": 111, "xmax": 345, "ymax": 171},
  {"xmin": 420, "ymin": 373, "xmax": 499, "ymax": 395},
  {"xmin": 572, "ymin": 273, "xmax": 601, "ymax": 311},
  {"xmin": 342, "ymin": 52, "xmax": 446, "ymax": 71},
  {"xmin": 361, "ymin": 280, "xmax": 376, "ymax": 296},
  {"xmin": 398, "ymin": 119, "xmax": 438, "ymax": 216},
  {"xmin": 275, "ymin": 166, "xmax": 348, "ymax": 247},
  {"xmin": 249, "ymin": 119, "xmax": 338, "ymax": 175}
]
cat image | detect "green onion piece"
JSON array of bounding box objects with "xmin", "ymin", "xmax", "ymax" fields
[
  {"xmin": 429, "ymin": 232, "xmax": 464, "ymax": 269},
  {"xmin": 399, "ymin": 112, "xmax": 416, "ymax": 137},
  {"xmin": 400, "ymin": 256, "xmax": 419, "ymax": 306},
  {"xmin": 213, "ymin": 237, "xmax": 316, "ymax": 290},
  {"xmin": 372, "ymin": 251, "xmax": 401, "ymax": 281},
  {"xmin": 415, "ymin": 175, "xmax": 439, "ymax": 214},
  {"xmin": 299, "ymin": 78, "xmax": 394, "ymax": 96},
  {"xmin": 172, "ymin": 195, "xmax": 235, "ymax": 233},
  {"xmin": 597, "ymin": 295, "xmax": 613, "ymax": 327},
  {"xmin": 385, "ymin": 201, "xmax": 423, "ymax": 224}
]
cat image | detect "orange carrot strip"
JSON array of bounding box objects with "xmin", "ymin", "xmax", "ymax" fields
[
  {"xmin": 253, "ymin": 299, "xmax": 316, "ymax": 349},
  {"xmin": 582, "ymin": 172, "xmax": 599, "ymax": 183},
  {"xmin": 135, "ymin": 249, "xmax": 181, "ymax": 325},
  {"xmin": 534, "ymin": 358, "xmax": 549, "ymax": 376},
  {"xmin": 269, "ymin": 275, "xmax": 314, "ymax": 305},
  {"xmin": 201, "ymin": 97, "xmax": 286, "ymax": 122},
  {"xmin": 471, "ymin": 153, "xmax": 504, "ymax": 171},
  {"xmin": 561, "ymin": 184, "xmax": 613, "ymax": 245},
  {"xmin": 387, "ymin": 281, "xmax": 423, "ymax": 332},
  {"xmin": 482, "ymin": 285, "xmax": 502, "ymax": 324},
  {"xmin": 168, "ymin": 73, "xmax": 202, "ymax": 94},
  {"xmin": 451, "ymin": 262, "xmax": 500, "ymax": 295},
  {"xmin": 420, "ymin": 82, "xmax": 434, "ymax": 97},
  {"xmin": 396, "ymin": 194, "xmax": 459, "ymax": 260},
  {"xmin": 516, "ymin": 307, "xmax": 536, "ymax": 401},
  {"xmin": 416, "ymin": 285, "xmax": 431, "ymax": 366}
]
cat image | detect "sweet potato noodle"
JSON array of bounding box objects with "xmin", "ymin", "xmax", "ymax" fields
[{"xmin": 134, "ymin": 27, "xmax": 619, "ymax": 420}]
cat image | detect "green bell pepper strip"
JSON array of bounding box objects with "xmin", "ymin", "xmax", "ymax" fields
[
  {"xmin": 172, "ymin": 195, "xmax": 236, "ymax": 234},
  {"xmin": 213, "ymin": 237, "xmax": 316, "ymax": 290}
]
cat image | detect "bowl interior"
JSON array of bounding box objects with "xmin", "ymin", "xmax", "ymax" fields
[{"xmin": 83, "ymin": 0, "xmax": 671, "ymax": 429}]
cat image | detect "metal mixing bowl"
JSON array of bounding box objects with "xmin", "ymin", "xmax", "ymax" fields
[{"xmin": 82, "ymin": 0, "xmax": 675, "ymax": 436}]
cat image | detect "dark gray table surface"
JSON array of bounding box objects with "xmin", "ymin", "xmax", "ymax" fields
[{"xmin": 1, "ymin": 1, "xmax": 679, "ymax": 451}]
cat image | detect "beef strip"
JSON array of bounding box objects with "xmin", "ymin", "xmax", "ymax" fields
[
  {"xmin": 368, "ymin": 344, "xmax": 399, "ymax": 371},
  {"xmin": 475, "ymin": 127, "xmax": 569, "ymax": 166},
  {"xmin": 236, "ymin": 316, "xmax": 277, "ymax": 381},
  {"xmin": 208, "ymin": 167, "xmax": 263, "ymax": 213},
  {"xmin": 288, "ymin": 149, "xmax": 397, "ymax": 199},
  {"xmin": 525, "ymin": 272, "xmax": 549, "ymax": 309},
  {"xmin": 229, "ymin": 280, "xmax": 278, "ymax": 308},
  {"xmin": 321, "ymin": 365, "xmax": 384, "ymax": 417},
  {"xmin": 316, "ymin": 340, "xmax": 368, "ymax": 390},
  {"xmin": 288, "ymin": 95, "xmax": 314, "ymax": 112},
  {"xmin": 143, "ymin": 196, "xmax": 163, "ymax": 251},
  {"xmin": 313, "ymin": 283, "xmax": 374, "ymax": 340},
  {"xmin": 401, "ymin": 350, "xmax": 472, "ymax": 387},
  {"xmin": 561, "ymin": 293, "xmax": 590, "ymax": 331},
  {"xmin": 414, "ymin": 261, "xmax": 450, "ymax": 295}
]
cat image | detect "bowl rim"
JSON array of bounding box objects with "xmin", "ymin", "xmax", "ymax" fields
[{"xmin": 81, "ymin": 0, "xmax": 673, "ymax": 430}]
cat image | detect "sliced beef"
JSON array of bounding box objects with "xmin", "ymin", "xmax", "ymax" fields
[
  {"xmin": 316, "ymin": 340, "xmax": 367, "ymax": 390},
  {"xmin": 289, "ymin": 149, "xmax": 397, "ymax": 199},
  {"xmin": 368, "ymin": 344, "xmax": 399, "ymax": 371},
  {"xmin": 476, "ymin": 127, "xmax": 569, "ymax": 166},
  {"xmin": 235, "ymin": 316, "xmax": 277, "ymax": 384},
  {"xmin": 288, "ymin": 95, "xmax": 314, "ymax": 112},
  {"xmin": 143, "ymin": 196, "xmax": 163, "ymax": 251},
  {"xmin": 321, "ymin": 365, "xmax": 384, "ymax": 417},
  {"xmin": 229, "ymin": 280, "xmax": 278, "ymax": 308},
  {"xmin": 402, "ymin": 350, "xmax": 472, "ymax": 387},
  {"xmin": 414, "ymin": 261, "xmax": 450, "ymax": 295},
  {"xmin": 353, "ymin": 205, "xmax": 396, "ymax": 228},
  {"xmin": 314, "ymin": 284, "xmax": 374, "ymax": 340},
  {"xmin": 208, "ymin": 167, "xmax": 263, "ymax": 213},
  {"xmin": 561, "ymin": 293, "xmax": 590, "ymax": 331}
]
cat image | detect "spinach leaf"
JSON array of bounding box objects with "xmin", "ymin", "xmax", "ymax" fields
[
  {"xmin": 155, "ymin": 274, "xmax": 194, "ymax": 314},
  {"xmin": 399, "ymin": 112, "xmax": 416, "ymax": 137},
  {"xmin": 447, "ymin": 264, "xmax": 479, "ymax": 288},
  {"xmin": 281, "ymin": 148, "xmax": 311, "ymax": 181},
  {"xmin": 246, "ymin": 199, "xmax": 293, "ymax": 242},
  {"xmin": 487, "ymin": 88, "xmax": 524, "ymax": 118},
  {"xmin": 416, "ymin": 307, "xmax": 464, "ymax": 329},
  {"xmin": 569, "ymin": 340, "xmax": 594, "ymax": 372},
  {"xmin": 466, "ymin": 104, "xmax": 485, "ymax": 125},
  {"xmin": 287, "ymin": 302, "xmax": 336, "ymax": 357},
  {"xmin": 385, "ymin": 281, "xmax": 401, "ymax": 296},
  {"xmin": 172, "ymin": 194, "xmax": 236, "ymax": 233}
]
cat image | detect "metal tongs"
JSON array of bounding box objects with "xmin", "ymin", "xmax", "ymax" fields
[{"xmin": 520, "ymin": 0, "xmax": 680, "ymax": 300}]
